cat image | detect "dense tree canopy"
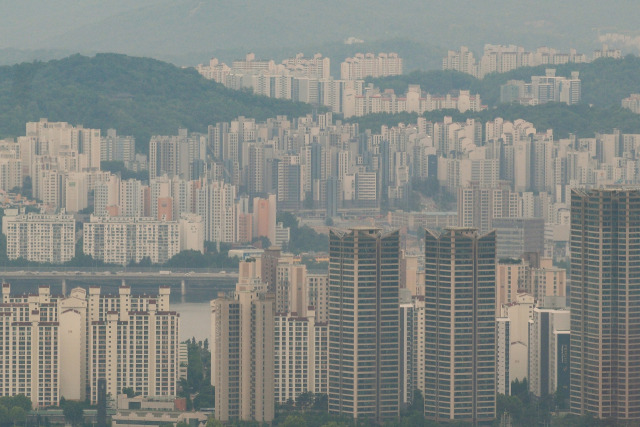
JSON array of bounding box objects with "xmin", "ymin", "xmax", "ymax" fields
[
  {"xmin": 0, "ymin": 395, "xmax": 31, "ymax": 427},
  {"xmin": 277, "ymin": 212, "xmax": 329, "ymax": 254},
  {"xmin": 369, "ymin": 56, "xmax": 640, "ymax": 108},
  {"xmin": 0, "ymin": 53, "xmax": 316, "ymax": 153},
  {"xmin": 347, "ymin": 103, "xmax": 640, "ymax": 141}
]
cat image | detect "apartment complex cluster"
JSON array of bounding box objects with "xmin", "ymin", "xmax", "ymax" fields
[
  {"xmin": 0, "ymin": 119, "xmax": 292, "ymax": 265},
  {"xmin": 196, "ymin": 52, "xmax": 488, "ymax": 117},
  {"xmin": 345, "ymin": 85, "xmax": 484, "ymax": 118},
  {"xmin": 212, "ymin": 188, "xmax": 640, "ymax": 425},
  {"xmin": 5, "ymin": 113, "xmax": 640, "ymax": 268},
  {"xmin": 500, "ymin": 69, "xmax": 582, "ymax": 106},
  {"xmin": 0, "ymin": 119, "xmax": 144, "ymax": 212},
  {"xmin": 443, "ymin": 44, "xmax": 621, "ymax": 78},
  {"xmin": 0, "ymin": 284, "xmax": 180, "ymax": 408},
  {"xmin": 209, "ymin": 228, "xmax": 560, "ymax": 425},
  {"xmin": 196, "ymin": 53, "xmax": 404, "ymax": 114},
  {"xmin": 622, "ymin": 93, "xmax": 640, "ymax": 113},
  {"xmin": 418, "ymin": 117, "xmax": 640, "ymax": 260},
  {"xmin": 211, "ymin": 250, "xmax": 329, "ymax": 422}
]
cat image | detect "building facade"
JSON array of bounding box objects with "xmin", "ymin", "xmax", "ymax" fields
[
  {"xmin": 0, "ymin": 284, "xmax": 60, "ymax": 407},
  {"xmin": 570, "ymin": 188, "xmax": 640, "ymax": 421},
  {"xmin": 88, "ymin": 286, "xmax": 179, "ymax": 404},
  {"xmin": 2, "ymin": 212, "xmax": 75, "ymax": 264},
  {"xmin": 529, "ymin": 305, "xmax": 570, "ymax": 401},
  {"xmin": 83, "ymin": 215, "xmax": 179, "ymax": 265},
  {"xmin": 424, "ymin": 228, "xmax": 496, "ymax": 424},
  {"xmin": 274, "ymin": 310, "xmax": 328, "ymax": 402},
  {"xmin": 328, "ymin": 227, "xmax": 400, "ymax": 423},
  {"xmin": 1, "ymin": 285, "xmax": 179, "ymax": 408},
  {"xmin": 211, "ymin": 261, "xmax": 275, "ymax": 423}
]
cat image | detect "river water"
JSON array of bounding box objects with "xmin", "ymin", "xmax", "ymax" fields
[{"xmin": 171, "ymin": 297, "xmax": 213, "ymax": 342}]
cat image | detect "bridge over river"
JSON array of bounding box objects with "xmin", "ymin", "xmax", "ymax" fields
[{"xmin": 0, "ymin": 267, "xmax": 239, "ymax": 296}]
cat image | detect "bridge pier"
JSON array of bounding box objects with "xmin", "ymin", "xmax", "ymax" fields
[
  {"xmin": 61, "ymin": 279, "xmax": 67, "ymax": 296},
  {"xmin": 181, "ymin": 280, "xmax": 186, "ymax": 296}
]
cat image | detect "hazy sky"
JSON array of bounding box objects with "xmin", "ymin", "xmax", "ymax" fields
[{"xmin": 1, "ymin": 0, "xmax": 638, "ymax": 63}]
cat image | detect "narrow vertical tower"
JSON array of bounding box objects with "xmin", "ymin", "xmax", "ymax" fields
[
  {"xmin": 424, "ymin": 227, "xmax": 496, "ymax": 425},
  {"xmin": 328, "ymin": 227, "xmax": 400, "ymax": 423},
  {"xmin": 570, "ymin": 188, "xmax": 640, "ymax": 421}
]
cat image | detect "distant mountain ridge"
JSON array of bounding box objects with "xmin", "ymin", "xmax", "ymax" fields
[
  {"xmin": 0, "ymin": 53, "xmax": 314, "ymax": 152},
  {"xmin": 1, "ymin": 0, "xmax": 638, "ymax": 65}
]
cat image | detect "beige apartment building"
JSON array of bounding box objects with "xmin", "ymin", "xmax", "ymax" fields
[
  {"xmin": 211, "ymin": 260, "xmax": 275, "ymax": 423},
  {"xmin": 0, "ymin": 284, "xmax": 179, "ymax": 408}
]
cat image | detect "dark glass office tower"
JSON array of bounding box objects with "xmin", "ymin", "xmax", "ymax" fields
[
  {"xmin": 570, "ymin": 188, "xmax": 640, "ymax": 421},
  {"xmin": 424, "ymin": 227, "xmax": 496, "ymax": 425},
  {"xmin": 328, "ymin": 227, "xmax": 400, "ymax": 423}
]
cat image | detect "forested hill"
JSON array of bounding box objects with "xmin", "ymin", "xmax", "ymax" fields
[
  {"xmin": 368, "ymin": 55, "xmax": 640, "ymax": 108},
  {"xmin": 0, "ymin": 53, "xmax": 315, "ymax": 152}
]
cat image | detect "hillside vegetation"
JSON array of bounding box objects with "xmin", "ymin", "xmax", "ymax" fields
[
  {"xmin": 0, "ymin": 53, "xmax": 315, "ymax": 152},
  {"xmin": 348, "ymin": 104, "xmax": 640, "ymax": 140},
  {"xmin": 368, "ymin": 56, "xmax": 640, "ymax": 108},
  {"xmin": 355, "ymin": 56, "xmax": 640, "ymax": 138}
]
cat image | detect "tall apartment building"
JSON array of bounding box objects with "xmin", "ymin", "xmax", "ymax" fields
[
  {"xmin": 64, "ymin": 172, "xmax": 89, "ymax": 213},
  {"xmin": 529, "ymin": 303, "xmax": 570, "ymax": 401},
  {"xmin": 281, "ymin": 53, "xmax": 331, "ymax": 79},
  {"xmin": 2, "ymin": 212, "xmax": 75, "ymax": 263},
  {"xmin": 496, "ymin": 317, "xmax": 510, "ymax": 395},
  {"xmin": 149, "ymin": 130, "xmax": 206, "ymax": 180},
  {"xmin": 341, "ymin": 53, "xmax": 403, "ymax": 80},
  {"xmin": 275, "ymin": 261, "xmax": 307, "ymax": 315},
  {"xmin": 399, "ymin": 292, "xmax": 429, "ymax": 407},
  {"xmin": 500, "ymin": 69, "xmax": 581, "ymax": 106},
  {"xmin": 88, "ymin": 286, "xmax": 179, "ymax": 403},
  {"xmin": 119, "ymin": 178, "xmax": 145, "ymax": 217},
  {"xmin": 328, "ymin": 227, "xmax": 400, "ymax": 423},
  {"xmin": 83, "ymin": 215, "xmax": 179, "ymax": 265},
  {"xmin": 306, "ymin": 273, "xmax": 329, "ymax": 323},
  {"xmin": 94, "ymin": 174, "xmax": 121, "ymax": 216},
  {"xmin": 25, "ymin": 119, "xmax": 101, "ymax": 171},
  {"xmin": 253, "ymin": 194, "xmax": 277, "ymax": 246},
  {"xmin": 1, "ymin": 284, "xmax": 179, "ymax": 408},
  {"xmin": 424, "ymin": 228, "xmax": 496, "ymax": 424},
  {"xmin": 622, "ymin": 94, "xmax": 640, "ymax": 114},
  {"xmin": 529, "ymin": 257, "xmax": 567, "ymax": 305},
  {"xmin": 492, "ymin": 217, "xmax": 545, "ymax": 259},
  {"xmin": 276, "ymin": 155, "xmax": 304, "ymax": 211},
  {"xmin": 442, "ymin": 46, "xmax": 478, "ymax": 77},
  {"xmin": 501, "ymin": 293, "xmax": 534, "ymax": 385},
  {"xmin": 0, "ymin": 142, "xmax": 23, "ymax": 191},
  {"xmin": 570, "ymin": 188, "xmax": 640, "ymax": 421},
  {"xmin": 270, "ymin": 256, "xmax": 330, "ymax": 404},
  {"xmin": 210, "ymin": 261, "xmax": 274, "ymax": 423},
  {"xmin": 178, "ymin": 213, "xmax": 205, "ymax": 253},
  {"xmin": 274, "ymin": 310, "xmax": 328, "ymax": 402},
  {"xmin": 410, "ymin": 296, "xmax": 427, "ymax": 402},
  {"xmin": 100, "ymin": 129, "xmax": 135, "ymax": 164},
  {"xmin": 231, "ymin": 53, "xmax": 277, "ymax": 73},
  {"xmin": 0, "ymin": 284, "xmax": 61, "ymax": 407},
  {"xmin": 196, "ymin": 180, "xmax": 237, "ymax": 243},
  {"xmin": 495, "ymin": 258, "xmax": 528, "ymax": 314},
  {"xmin": 457, "ymin": 181, "xmax": 518, "ymax": 234}
]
